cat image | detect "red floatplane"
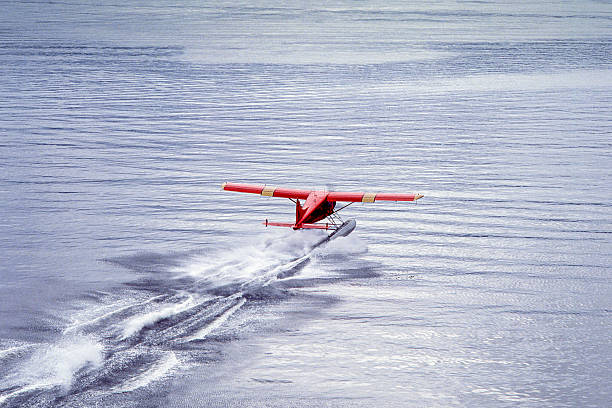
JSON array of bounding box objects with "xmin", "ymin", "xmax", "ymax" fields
[{"xmin": 222, "ymin": 182, "xmax": 423, "ymax": 240}]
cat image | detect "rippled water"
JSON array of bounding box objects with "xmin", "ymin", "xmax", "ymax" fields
[{"xmin": 1, "ymin": 1, "xmax": 611, "ymax": 407}]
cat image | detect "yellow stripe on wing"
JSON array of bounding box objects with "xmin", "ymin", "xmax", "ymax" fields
[
  {"xmin": 362, "ymin": 193, "xmax": 376, "ymax": 203},
  {"xmin": 261, "ymin": 186, "xmax": 276, "ymax": 196}
]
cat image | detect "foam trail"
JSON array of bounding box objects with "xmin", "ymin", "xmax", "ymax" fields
[
  {"xmin": 25, "ymin": 335, "xmax": 103, "ymax": 390},
  {"xmin": 0, "ymin": 382, "xmax": 56, "ymax": 405},
  {"xmin": 64, "ymin": 294, "xmax": 166, "ymax": 335},
  {"xmin": 0, "ymin": 344, "xmax": 33, "ymax": 359},
  {"xmin": 185, "ymin": 296, "xmax": 246, "ymax": 342},
  {"xmin": 0, "ymin": 231, "xmax": 339, "ymax": 404},
  {"xmin": 0, "ymin": 335, "xmax": 104, "ymax": 404},
  {"xmin": 173, "ymin": 229, "xmax": 324, "ymax": 290},
  {"xmin": 120, "ymin": 295, "xmax": 196, "ymax": 340},
  {"xmin": 247, "ymin": 252, "xmax": 313, "ymax": 289},
  {"xmin": 112, "ymin": 352, "xmax": 179, "ymax": 393},
  {"xmin": 243, "ymin": 231, "xmax": 343, "ymax": 288}
]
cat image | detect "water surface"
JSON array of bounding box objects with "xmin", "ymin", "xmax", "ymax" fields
[{"xmin": 1, "ymin": 1, "xmax": 611, "ymax": 407}]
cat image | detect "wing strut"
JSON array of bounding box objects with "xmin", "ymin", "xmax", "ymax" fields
[
  {"xmin": 326, "ymin": 202, "xmax": 353, "ymax": 227},
  {"xmin": 331, "ymin": 202, "xmax": 353, "ymax": 215}
]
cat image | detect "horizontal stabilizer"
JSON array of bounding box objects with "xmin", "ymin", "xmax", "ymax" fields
[
  {"xmin": 263, "ymin": 220, "xmax": 294, "ymax": 228},
  {"xmin": 263, "ymin": 220, "xmax": 331, "ymax": 230}
]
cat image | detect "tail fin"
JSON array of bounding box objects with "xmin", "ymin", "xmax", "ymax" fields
[{"xmin": 295, "ymin": 199, "xmax": 304, "ymax": 224}]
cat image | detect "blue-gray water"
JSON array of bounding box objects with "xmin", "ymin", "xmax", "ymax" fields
[{"xmin": 1, "ymin": 1, "xmax": 611, "ymax": 407}]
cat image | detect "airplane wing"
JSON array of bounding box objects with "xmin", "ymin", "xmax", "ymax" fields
[
  {"xmin": 327, "ymin": 191, "xmax": 423, "ymax": 202},
  {"xmin": 222, "ymin": 182, "xmax": 423, "ymax": 202},
  {"xmin": 222, "ymin": 182, "xmax": 311, "ymax": 199}
]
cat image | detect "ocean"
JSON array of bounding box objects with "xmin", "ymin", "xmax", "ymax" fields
[{"xmin": 1, "ymin": 1, "xmax": 611, "ymax": 407}]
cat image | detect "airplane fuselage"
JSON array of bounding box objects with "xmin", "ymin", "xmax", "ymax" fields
[{"xmin": 295, "ymin": 192, "xmax": 336, "ymax": 228}]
